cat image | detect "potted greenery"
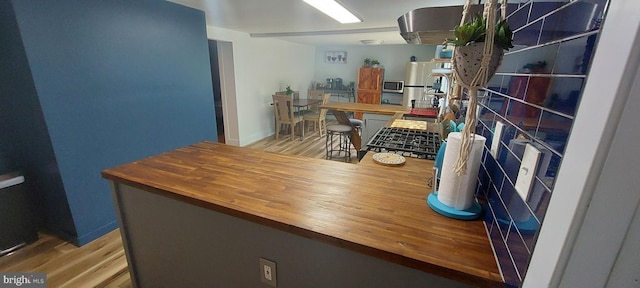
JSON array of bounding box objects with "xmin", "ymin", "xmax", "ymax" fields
[
  {"xmin": 363, "ymin": 58, "xmax": 371, "ymax": 68},
  {"xmin": 285, "ymin": 85, "xmax": 294, "ymax": 96},
  {"xmin": 445, "ymin": 15, "xmax": 513, "ymax": 86},
  {"xmin": 371, "ymin": 59, "xmax": 380, "ymax": 68}
]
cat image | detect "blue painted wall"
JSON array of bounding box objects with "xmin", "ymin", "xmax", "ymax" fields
[
  {"xmin": 0, "ymin": 0, "xmax": 22, "ymax": 175},
  {"xmin": 0, "ymin": 0, "xmax": 76, "ymax": 236},
  {"xmin": 474, "ymin": 0, "xmax": 608, "ymax": 286},
  {"xmin": 8, "ymin": 0, "xmax": 216, "ymax": 245}
]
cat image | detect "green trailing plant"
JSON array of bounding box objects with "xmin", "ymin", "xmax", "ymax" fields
[
  {"xmin": 363, "ymin": 58, "xmax": 380, "ymax": 68},
  {"xmin": 285, "ymin": 85, "xmax": 294, "ymax": 95},
  {"xmin": 445, "ymin": 15, "xmax": 514, "ymax": 50}
]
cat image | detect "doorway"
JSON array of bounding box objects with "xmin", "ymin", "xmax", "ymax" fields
[
  {"xmin": 208, "ymin": 40, "xmax": 239, "ymax": 146},
  {"xmin": 208, "ymin": 40, "xmax": 225, "ymax": 143}
]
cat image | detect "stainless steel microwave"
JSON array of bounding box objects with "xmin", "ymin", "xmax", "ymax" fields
[{"xmin": 382, "ymin": 81, "xmax": 404, "ymax": 93}]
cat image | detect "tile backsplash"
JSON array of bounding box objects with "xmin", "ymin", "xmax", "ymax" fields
[{"xmin": 474, "ymin": 0, "xmax": 608, "ymax": 286}]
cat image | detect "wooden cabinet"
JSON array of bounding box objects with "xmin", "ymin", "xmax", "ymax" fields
[{"xmin": 356, "ymin": 68, "xmax": 384, "ymax": 119}]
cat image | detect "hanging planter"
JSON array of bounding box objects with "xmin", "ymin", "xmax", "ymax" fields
[
  {"xmin": 443, "ymin": 1, "xmax": 514, "ymax": 176},
  {"xmin": 427, "ymin": 0, "xmax": 514, "ymax": 220},
  {"xmin": 454, "ymin": 43, "xmax": 503, "ymax": 86},
  {"xmin": 446, "ymin": 16, "xmax": 513, "ymax": 87}
]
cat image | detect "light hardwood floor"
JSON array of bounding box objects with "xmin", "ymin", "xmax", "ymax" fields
[
  {"xmin": 0, "ymin": 230, "xmax": 132, "ymax": 288},
  {"xmin": 246, "ymin": 120, "xmax": 359, "ymax": 164},
  {"xmin": 0, "ymin": 126, "xmax": 357, "ymax": 287}
]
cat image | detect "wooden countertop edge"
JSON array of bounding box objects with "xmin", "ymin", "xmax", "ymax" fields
[
  {"xmin": 388, "ymin": 112, "xmax": 405, "ymax": 126},
  {"xmin": 102, "ymin": 169, "xmax": 504, "ymax": 287},
  {"xmin": 320, "ymin": 102, "xmax": 410, "ymax": 115}
]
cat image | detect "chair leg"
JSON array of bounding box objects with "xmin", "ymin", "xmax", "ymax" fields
[
  {"xmin": 290, "ymin": 122, "xmax": 295, "ymax": 141},
  {"xmin": 301, "ymin": 120, "xmax": 305, "ymax": 141},
  {"xmin": 319, "ymin": 119, "xmax": 326, "ymax": 138},
  {"xmin": 275, "ymin": 122, "xmax": 280, "ymax": 139}
]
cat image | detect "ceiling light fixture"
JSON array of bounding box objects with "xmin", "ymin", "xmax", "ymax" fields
[
  {"xmin": 302, "ymin": 0, "xmax": 361, "ymax": 24},
  {"xmin": 361, "ymin": 39, "xmax": 383, "ymax": 45}
]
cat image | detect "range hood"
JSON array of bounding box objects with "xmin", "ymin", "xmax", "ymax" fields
[{"xmin": 398, "ymin": 5, "xmax": 483, "ymax": 44}]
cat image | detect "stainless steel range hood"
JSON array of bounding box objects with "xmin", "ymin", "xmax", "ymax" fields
[{"xmin": 398, "ymin": 5, "xmax": 483, "ymax": 44}]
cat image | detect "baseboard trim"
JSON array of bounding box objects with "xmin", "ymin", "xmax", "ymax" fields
[{"xmin": 74, "ymin": 220, "xmax": 120, "ymax": 246}]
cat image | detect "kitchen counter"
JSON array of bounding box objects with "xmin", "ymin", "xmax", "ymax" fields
[{"xmin": 102, "ymin": 142, "xmax": 503, "ymax": 287}]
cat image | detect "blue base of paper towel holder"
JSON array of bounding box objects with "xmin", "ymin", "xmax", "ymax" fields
[
  {"xmin": 427, "ymin": 192, "xmax": 482, "ymax": 220},
  {"xmin": 497, "ymin": 217, "xmax": 538, "ymax": 234}
]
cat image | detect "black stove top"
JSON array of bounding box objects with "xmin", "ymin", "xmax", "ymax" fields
[{"xmin": 366, "ymin": 127, "xmax": 441, "ymax": 160}]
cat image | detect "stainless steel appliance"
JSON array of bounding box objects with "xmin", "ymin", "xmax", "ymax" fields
[
  {"xmin": 403, "ymin": 62, "xmax": 437, "ymax": 107},
  {"xmin": 397, "ymin": 5, "xmax": 484, "ymax": 44},
  {"xmin": 382, "ymin": 81, "xmax": 404, "ymax": 93}
]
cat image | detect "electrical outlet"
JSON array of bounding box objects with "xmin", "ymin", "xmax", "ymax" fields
[
  {"xmin": 259, "ymin": 258, "xmax": 277, "ymax": 287},
  {"xmin": 491, "ymin": 121, "xmax": 505, "ymax": 158},
  {"xmin": 515, "ymin": 144, "xmax": 541, "ymax": 202}
]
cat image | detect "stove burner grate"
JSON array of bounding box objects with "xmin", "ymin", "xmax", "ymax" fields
[{"xmin": 366, "ymin": 127, "xmax": 441, "ymax": 160}]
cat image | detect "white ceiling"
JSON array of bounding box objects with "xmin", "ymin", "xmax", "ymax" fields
[{"xmin": 168, "ymin": 0, "xmax": 466, "ymax": 45}]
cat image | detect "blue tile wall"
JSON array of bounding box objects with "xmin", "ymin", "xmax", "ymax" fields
[{"xmin": 475, "ymin": 0, "xmax": 609, "ymax": 286}]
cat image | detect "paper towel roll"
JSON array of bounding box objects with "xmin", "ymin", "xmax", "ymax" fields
[{"xmin": 438, "ymin": 132, "xmax": 486, "ymax": 210}]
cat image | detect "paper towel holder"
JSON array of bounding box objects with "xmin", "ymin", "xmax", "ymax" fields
[
  {"xmin": 426, "ymin": 143, "xmax": 482, "ymax": 220},
  {"xmin": 427, "ymin": 192, "xmax": 481, "ymax": 220}
]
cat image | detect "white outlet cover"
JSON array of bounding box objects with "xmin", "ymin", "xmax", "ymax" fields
[
  {"xmin": 259, "ymin": 258, "xmax": 277, "ymax": 287},
  {"xmin": 515, "ymin": 143, "xmax": 541, "ymax": 202},
  {"xmin": 490, "ymin": 121, "xmax": 505, "ymax": 158}
]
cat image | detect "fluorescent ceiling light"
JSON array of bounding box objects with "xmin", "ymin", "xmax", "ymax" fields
[
  {"xmin": 303, "ymin": 0, "xmax": 361, "ymax": 24},
  {"xmin": 361, "ymin": 39, "xmax": 383, "ymax": 45}
]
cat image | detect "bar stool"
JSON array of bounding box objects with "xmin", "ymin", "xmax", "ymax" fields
[
  {"xmin": 325, "ymin": 124, "xmax": 352, "ymax": 162},
  {"xmin": 349, "ymin": 119, "xmax": 363, "ymax": 135}
]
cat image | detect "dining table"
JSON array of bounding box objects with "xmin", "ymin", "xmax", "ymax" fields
[
  {"xmin": 270, "ymin": 98, "xmax": 321, "ymax": 111},
  {"xmin": 291, "ymin": 98, "xmax": 320, "ymax": 109}
]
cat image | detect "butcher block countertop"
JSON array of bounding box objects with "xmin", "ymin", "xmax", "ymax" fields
[{"xmin": 102, "ymin": 142, "xmax": 503, "ymax": 287}]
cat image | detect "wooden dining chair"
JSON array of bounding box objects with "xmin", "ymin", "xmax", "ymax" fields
[
  {"xmin": 276, "ymin": 90, "xmax": 301, "ymax": 113},
  {"xmin": 273, "ymin": 94, "xmax": 304, "ymax": 141},
  {"xmin": 306, "ymin": 89, "xmax": 324, "ymax": 114},
  {"xmin": 303, "ymin": 93, "xmax": 331, "ymax": 138}
]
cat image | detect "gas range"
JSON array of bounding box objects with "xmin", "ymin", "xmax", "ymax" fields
[{"xmin": 366, "ymin": 127, "xmax": 441, "ymax": 160}]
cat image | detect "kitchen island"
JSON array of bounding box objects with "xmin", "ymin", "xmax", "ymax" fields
[{"xmin": 102, "ymin": 142, "xmax": 503, "ymax": 288}]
